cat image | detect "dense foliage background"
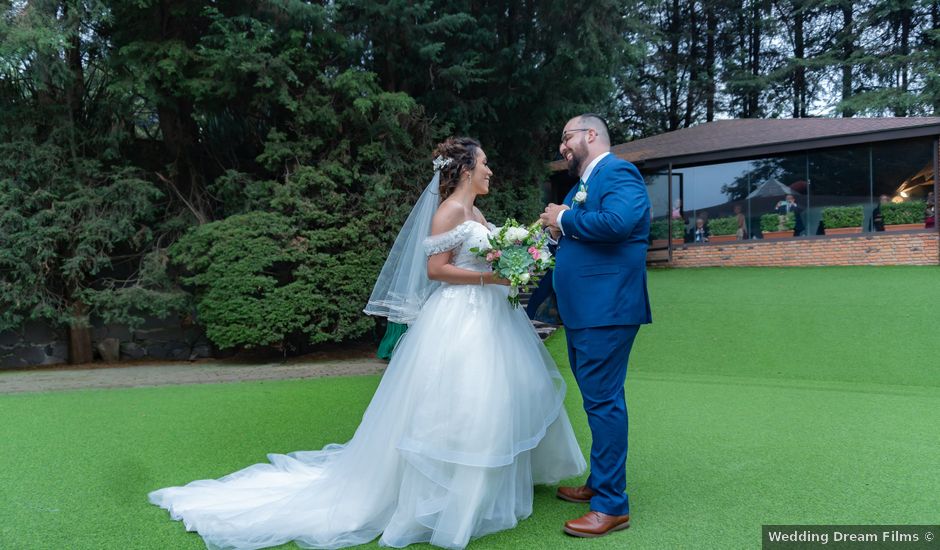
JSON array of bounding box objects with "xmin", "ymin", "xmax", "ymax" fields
[{"xmin": 2, "ymin": 0, "xmax": 938, "ymax": 355}]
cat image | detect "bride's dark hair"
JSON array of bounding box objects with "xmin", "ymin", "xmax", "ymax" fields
[{"xmin": 433, "ymin": 137, "xmax": 481, "ymax": 201}]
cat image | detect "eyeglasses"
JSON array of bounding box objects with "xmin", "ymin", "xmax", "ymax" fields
[{"xmin": 560, "ymin": 128, "xmax": 592, "ymax": 145}]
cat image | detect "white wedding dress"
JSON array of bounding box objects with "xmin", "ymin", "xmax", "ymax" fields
[{"xmin": 149, "ymin": 220, "xmax": 586, "ymax": 550}]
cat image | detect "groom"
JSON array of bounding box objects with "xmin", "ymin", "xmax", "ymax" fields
[{"xmin": 539, "ymin": 113, "xmax": 652, "ymax": 538}]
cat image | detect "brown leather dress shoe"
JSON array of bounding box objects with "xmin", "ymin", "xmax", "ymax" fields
[
  {"xmin": 563, "ymin": 510, "xmax": 631, "ymax": 538},
  {"xmin": 555, "ymin": 485, "xmax": 596, "ymax": 503}
]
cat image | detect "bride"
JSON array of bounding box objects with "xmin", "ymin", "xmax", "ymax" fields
[{"xmin": 149, "ymin": 137, "xmax": 586, "ymax": 550}]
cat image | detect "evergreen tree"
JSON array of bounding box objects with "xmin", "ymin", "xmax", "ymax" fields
[
  {"xmin": 0, "ymin": 1, "xmax": 185, "ymax": 362},
  {"xmin": 338, "ymin": 0, "xmax": 632, "ymax": 218}
]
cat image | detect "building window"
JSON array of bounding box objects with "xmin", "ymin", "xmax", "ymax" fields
[{"xmin": 666, "ymin": 137, "xmax": 935, "ymax": 245}]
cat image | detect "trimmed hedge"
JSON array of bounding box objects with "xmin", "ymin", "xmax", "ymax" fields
[
  {"xmin": 760, "ymin": 212, "xmax": 795, "ymax": 233},
  {"xmin": 650, "ymin": 219, "xmax": 686, "ymax": 240},
  {"xmin": 708, "ymin": 216, "xmax": 739, "ymax": 236},
  {"xmin": 882, "ymin": 200, "xmax": 926, "ymax": 225},
  {"xmin": 822, "ymin": 205, "xmax": 863, "ymax": 229}
]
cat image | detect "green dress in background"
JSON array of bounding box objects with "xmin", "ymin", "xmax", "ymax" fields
[{"xmin": 377, "ymin": 322, "xmax": 408, "ymax": 360}]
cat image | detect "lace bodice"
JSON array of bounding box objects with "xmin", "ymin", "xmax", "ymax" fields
[{"xmin": 423, "ymin": 220, "xmax": 494, "ymax": 272}]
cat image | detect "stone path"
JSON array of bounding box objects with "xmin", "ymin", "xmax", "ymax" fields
[
  {"xmin": 0, "ymin": 316, "xmax": 560, "ymax": 395},
  {"xmin": 0, "ymin": 359, "xmax": 387, "ymax": 395}
]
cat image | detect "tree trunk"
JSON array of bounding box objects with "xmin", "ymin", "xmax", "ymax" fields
[
  {"xmin": 157, "ymin": 95, "xmax": 208, "ymax": 223},
  {"xmin": 68, "ymin": 301, "xmax": 93, "ymax": 364},
  {"xmin": 748, "ymin": 0, "xmax": 762, "ymax": 117},
  {"xmin": 896, "ymin": 5, "xmax": 912, "ymax": 116},
  {"xmin": 684, "ymin": 1, "xmax": 700, "ymax": 127},
  {"xmin": 932, "ymin": 1, "xmax": 940, "ymax": 114},
  {"xmin": 705, "ymin": 2, "xmax": 716, "ymax": 122},
  {"xmin": 153, "ymin": 0, "xmax": 208, "ymax": 223},
  {"xmin": 840, "ymin": 2, "xmax": 855, "ymax": 117},
  {"xmin": 793, "ymin": 2, "xmax": 805, "ymax": 118},
  {"xmin": 64, "ymin": 1, "xmax": 86, "ymax": 160},
  {"xmin": 667, "ymin": 0, "xmax": 681, "ymax": 130}
]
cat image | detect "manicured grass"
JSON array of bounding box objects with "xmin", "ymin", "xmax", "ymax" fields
[{"xmin": 1, "ymin": 266, "xmax": 938, "ymax": 549}]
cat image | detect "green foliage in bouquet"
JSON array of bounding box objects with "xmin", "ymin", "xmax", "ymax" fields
[{"xmin": 470, "ymin": 219, "xmax": 554, "ymax": 307}]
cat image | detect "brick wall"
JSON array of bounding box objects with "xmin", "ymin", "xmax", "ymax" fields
[{"xmin": 668, "ymin": 231, "xmax": 939, "ymax": 267}]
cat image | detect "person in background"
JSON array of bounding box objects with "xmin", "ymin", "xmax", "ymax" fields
[
  {"xmin": 926, "ymin": 191, "xmax": 936, "ymax": 229},
  {"xmin": 734, "ymin": 205, "xmax": 748, "ymax": 240},
  {"xmin": 376, "ymin": 322, "xmax": 407, "ymax": 360},
  {"xmin": 871, "ymin": 194, "xmax": 889, "ymax": 232},
  {"xmin": 775, "ymin": 194, "xmax": 805, "ymax": 236},
  {"xmin": 690, "ymin": 217, "xmax": 709, "ymax": 243}
]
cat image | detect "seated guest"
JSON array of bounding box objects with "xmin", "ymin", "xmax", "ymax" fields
[{"xmin": 690, "ymin": 217, "xmax": 709, "ymax": 243}]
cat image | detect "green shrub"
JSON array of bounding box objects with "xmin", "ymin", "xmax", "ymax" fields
[
  {"xmin": 882, "ymin": 200, "xmax": 926, "ymax": 225},
  {"xmin": 708, "ymin": 216, "xmax": 739, "ymax": 236},
  {"xmin": 760, "ymin": 212, "xmax": 795, "ymax": 233},
  {"xmin": 170, "ymin": 212, "xmax": 305, "ymax": 350},
  {"xmin": 165, "ymin": 66, "xmax": 435, "ymax": 351},
  {"xmin": 650, "ymin": 219, "xmax": 685, "ymax": 240},
  {"xmin": 170, "ymin": 208, "xmax": 395, "ymax": 350},
  {"xmin": 822, "ymin": 205, "xmax": 863, "ymax": 229}
]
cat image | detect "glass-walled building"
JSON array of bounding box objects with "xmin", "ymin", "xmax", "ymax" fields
[
  {"xmin": 549, "ymin": 118, "xmax": 939, "ymax": 264},
  {"xmin": 665, "ymin": 138, "xmax": 933, "ymax": 242}
]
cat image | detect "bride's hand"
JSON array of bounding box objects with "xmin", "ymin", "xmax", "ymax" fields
[
  {"xmin": 535, "ymin": 222, "xmax": 560, "ymax": 240},
  {"xmin": 484, "ymin": 271, "xmax": 511, "ymax": 286},
  {"xmin": 536, "ymin": 215, "xmax": 561, "ymax": 240}
]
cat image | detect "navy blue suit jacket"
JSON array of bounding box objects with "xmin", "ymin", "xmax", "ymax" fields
[{"xmin": 553, "ymin": 154, "xmax": 653, "ymax": 329}]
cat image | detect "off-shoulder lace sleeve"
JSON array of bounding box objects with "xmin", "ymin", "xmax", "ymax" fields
[{"xmin": 423, "ymin": 222, "xmax": 472, "ymax": 256}]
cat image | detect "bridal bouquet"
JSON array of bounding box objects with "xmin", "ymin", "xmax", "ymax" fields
[{"xmin": 470, "ymin": 219, "xmax": 554, "ymax": 307}]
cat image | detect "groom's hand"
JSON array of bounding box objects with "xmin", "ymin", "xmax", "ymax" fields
[
  {"xmin": 540, "ymin": 203, "xmax": 569, "ymax": 227},
  {"xmin": 540, "ymin": 204, "xmax": 567, "ymax": 241}
]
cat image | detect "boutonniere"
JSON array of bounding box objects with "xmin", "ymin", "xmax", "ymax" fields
[{"xmin": 572, "ymin": 181, "xmax": 588, "ymax": 206}]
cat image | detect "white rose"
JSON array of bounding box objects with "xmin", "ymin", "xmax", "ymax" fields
[
  {"xmin": 574, "ymin": 190, "xmax": 588, "ymax": 203},
  {"xmin": 505, "ymin": 227, "xmax": 529, "ymax": 242},
  {"xmin": 519, "ymin": 273, "xmax": 531, "ymax": 284}
]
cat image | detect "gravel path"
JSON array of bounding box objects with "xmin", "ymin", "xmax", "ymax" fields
[{"xmin": 0, "ymin": 359, "xmax": 387, "ymax": 394}]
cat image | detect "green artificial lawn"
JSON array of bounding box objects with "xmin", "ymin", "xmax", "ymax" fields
[{"xmin": 1, "ymin": 266, "xmax": 938, "ymax": 549}]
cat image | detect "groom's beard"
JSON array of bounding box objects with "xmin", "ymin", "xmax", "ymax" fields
[{"xmin": 566, "ymin": 154, "xmax": 583, "ymax": 178}]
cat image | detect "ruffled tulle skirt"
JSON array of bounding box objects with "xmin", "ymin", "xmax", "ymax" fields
[{"xmin": 149, "ymin": 283, "xmax": 586, "ymax": 549}]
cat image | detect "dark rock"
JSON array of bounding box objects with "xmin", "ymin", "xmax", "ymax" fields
[
  {"xmin": 189, "ymin": 344, "xmax": 212, "ymax": 360},
  {"xmin": 120, "ymin": 342, "xmax": 147, "ymax": 360},
  {"xmin": 96, "ymin": 338, "xmax": 121, "ymax": 363},
  {"xmin": 168, "ymin": 347, "xmax": 190, "ymax": 360},
  {"xmin": 92, "ymin": 323, "xmax": 133, "ymax": 342}
]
